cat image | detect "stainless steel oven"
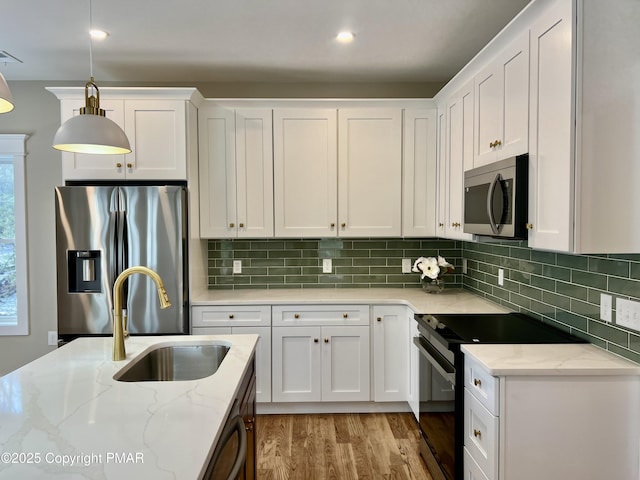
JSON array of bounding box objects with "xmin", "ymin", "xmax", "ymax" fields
[
  {"xmin": 412, "ymin": 312, "xmax": 586, "ymax": 480},
  {"xmin": 413, "ymin": 325, "xmax": 457, "ymax": 480}
]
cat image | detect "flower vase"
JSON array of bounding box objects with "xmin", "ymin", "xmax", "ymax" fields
[{"xmin": 422, "ymin": 278, "xmax": 445, "ymax": 294}]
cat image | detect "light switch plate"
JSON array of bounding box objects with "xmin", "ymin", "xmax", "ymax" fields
[
  {"xmin": 233, "ymin": 260, "xmax": 242, "ymax": 274},
  {"xmin": 402, "ymin": 258, "xmax": 412, "ymax": 274},
  {"xmin": 48, "ymin": 331, "xmax": 58, "ymax": 346},
  {"xmin": 322, "ymin": 258, "xmax": 332, "ymax": 273},
  {"xmin": 600, "ymin": 293, "xmax": 612, "ymax": 322}
]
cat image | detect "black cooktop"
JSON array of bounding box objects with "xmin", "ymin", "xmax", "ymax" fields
[{"xmin": 414, "ymin": 312, "xmax": 585, "ymax": 350}]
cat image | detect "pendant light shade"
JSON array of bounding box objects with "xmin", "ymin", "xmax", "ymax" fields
[
  {"xmin": 53, "ymin": 78, "xmax": 131, "ymax": 154},
  {"xmin": 0, "ymin": 72, "xmax": 15, "ymax": 114}
]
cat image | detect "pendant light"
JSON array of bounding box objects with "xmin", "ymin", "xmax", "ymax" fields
[
  {"xmin": 53, "ymin": 0, "xmax": 131, "ymax": 155},
  {"xmin": 0, "ymin": 72, "xmax": 14, "ymax": 113}
]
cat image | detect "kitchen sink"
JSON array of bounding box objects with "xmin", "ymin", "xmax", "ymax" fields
[{"xmin": 114, "ymin": 343, "xmax": 230, "ymax": 382}]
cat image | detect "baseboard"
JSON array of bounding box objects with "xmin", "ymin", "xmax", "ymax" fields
[{"xmin": 256, "ymin": 401, "xmax": 411, "ymax": 415}]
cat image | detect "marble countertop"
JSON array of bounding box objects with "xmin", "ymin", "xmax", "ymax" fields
[
  {"xmin": 462, "ymin": 343, "xmax": 640, "ymax": 376},
  {"xmin": 0, "ymin": 334, "xmax": 258, "ymax": 480},
  {"xmin": 191, "ymin": 287, "xmax": 510, "ymax": 314}
]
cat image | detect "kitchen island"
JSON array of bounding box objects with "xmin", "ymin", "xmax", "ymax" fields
[{"xmin": 0, "ymin": 334, "xmax": 258, "ymax": 480}]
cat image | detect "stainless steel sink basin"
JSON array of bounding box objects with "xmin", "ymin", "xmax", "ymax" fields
[{"xmin": 115, "ymin": 344, "xmax": 230, "ymax": 382}]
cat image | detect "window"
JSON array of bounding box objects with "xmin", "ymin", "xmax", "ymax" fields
[{"xmin": 0, "ymin": 135, "xmax": 28, "ymax": 335}]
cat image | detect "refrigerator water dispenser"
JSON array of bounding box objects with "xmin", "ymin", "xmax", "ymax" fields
[{"xmin": 68, "ymin": 250, "xmax": 101, "ymax": 293}]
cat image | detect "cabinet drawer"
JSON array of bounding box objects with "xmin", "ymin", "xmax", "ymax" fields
[
  {"xmin": 465, "ymin": 355, "xmax": 499, "ymax": 415},
  {"xmin": 464, "ymin": 389, "xmax": 499, "ymax": 480},
  {"xmin": 191, "ymin": 305, "xmax": 271, "ymax": 327},
  {"xmin": 272, "ymin": 305, "xmax": 369, "ymax": 326},
  {"xmin": 464, "ymin": 447, "xmax": 491, "ymax": 480}
]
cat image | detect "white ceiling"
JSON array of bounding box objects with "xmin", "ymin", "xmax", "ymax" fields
[{"xmin": 1, "ymin": 0, "xmax": 531, "ymax": 84}]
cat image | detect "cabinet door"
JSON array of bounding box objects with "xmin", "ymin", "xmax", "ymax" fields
[
  {"xmin": 321, "ymin": 325, "xmax": 370, "ymax": 402},
  {"xmin": 198, "ymin": 105, "xmax": 237, "ymax": 238},
  {"xmin": 338, "ymin": 109, "xmax": 402, "ymax": 237},
  {"xmin": 474, "ymin": 63, "xmax": 501, "ymax": 166},
  {"xmin": 124, "ymin": 99, "xmax": 187, "ymax": 180},
  {"xmin": 528, "ymin": 0, "xmax": 574, "ymax": 252},
  {"xmin": 475, "ymin": 31, "xmax": 529, "ymax": 168},
  {"xmin": 498, "ymin": 30, "xmax": 529, "ymax": 160},
  {"xmin": 446, "ymin": 84, "xmax": 474, "ymax": 241},
  {"xmin": 233, "ymin": 326, "xmax": 272, "ymax": 403},
  {"xmin": 272, "ymin": 326, "xmax": 321, "ymax": 402},
  {"xmin": 273, "ymin": 108, "xmax": 338, "ymax": 237},
  {"xmin": 403, "ymin": 108, "xmax": 437, "ymax": 237},
  {"xmin": 372, "ymin": 306, "xmax": 409, "ymax": 402},
  {"xmin": 436, "ymin": 107, "xmax": 448, "ymax": 236},
  {"xmin": 235, "ymin": 108, "xmax": 274, "ymax": 237},
  {"xmin": 60, "ymin": 98, "xmax": 126, "ymax": 181},
  {"xmin": 408, "ymin": 316, "xmax": 420, "ymax": 422}
]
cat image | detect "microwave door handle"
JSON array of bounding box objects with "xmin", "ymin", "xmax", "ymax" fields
[{"xmin": 487, "ymin": 173, "xmax": 503, "ymax": 235}]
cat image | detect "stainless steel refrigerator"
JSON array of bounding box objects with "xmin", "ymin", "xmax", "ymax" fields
[{"xmin": 55, "ymin": 184, "xmax": 188, "ymax": 341}]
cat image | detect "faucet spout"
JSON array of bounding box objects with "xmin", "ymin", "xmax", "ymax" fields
[{"xmin": 112, "ymin": 266, "xmax": 172, "ymax": 361}]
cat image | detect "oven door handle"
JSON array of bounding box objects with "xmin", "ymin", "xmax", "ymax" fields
[{"xmin": 413, "ymin": 336, "xmax": 456, "ymax": 386}]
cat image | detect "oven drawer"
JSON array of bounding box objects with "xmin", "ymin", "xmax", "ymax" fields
[
  {"xmin": 465, "ymin": 355, "xmax": 499, "ymax": 415},
  {"xmin": 464, "ymin": 389, "xmax": 499, "ymax": 480},
  {"xmin": 464, "ymin": 447, "xmax": 490, "ymax": 480}
]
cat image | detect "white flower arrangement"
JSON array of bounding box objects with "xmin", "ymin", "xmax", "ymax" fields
[{"xmin": 412, "ymin": 255, "xmax": 454, "ymax": 282}]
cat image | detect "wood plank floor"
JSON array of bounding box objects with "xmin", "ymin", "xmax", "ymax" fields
[{"xmin": 256, "ymin": 413, "xmax": 433, "ymax": 480}]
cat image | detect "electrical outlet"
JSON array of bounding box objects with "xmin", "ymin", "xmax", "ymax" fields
[
  {"xmin": 48, "ymin": 331, "xmax": 58, "ymax": 346},
  {"xmin": 233, "ymin": 260, "xmax": 242, "ymax": 274},
  {"xmin": 617, "ymin": 298, "xmax": 640, "ymax": 332},
  {"xmin": 600, "ymin": 293, "xmax": 612, "ymax": 322},
  {"xmin": 498, "ymin": 268, "xmax": 504, "ymax": 286},
  {"xmin": 462, "ymin": 259, "xmax": 468, "ymax": 274},
  {"xmin": 402, "ymin": 258, "xmax": 412, "ymax": 274},
  {"xmin": 322, "ymin": 258, "xmax": 332, "ymax": 273}
]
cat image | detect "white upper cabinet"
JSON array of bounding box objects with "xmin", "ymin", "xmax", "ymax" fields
[
  {"xmin": 528, "ymin": 0, "xmax": 640, "ymax": 253},
  {"xmin": 274, "ymin": 106, "xmax": 403, "ymax": 238},
  {"xmin": 48, "ymin": 88, "xmax": 200, "ymax": 181},
  {"xmin": 402, "ymin": 108, "xmax": 437, "ymax": 237},
  {"xmin": 273, "ymin": 108, "xmax": 338, "ymax": 238},
  {"xmin": 199, "ymin": 104, "xmax": 274, "ymax": 238},
  {"xmin": 436, "ymin": 81, "xmax": 474, "ymax": 241},
  {"xmin": 527, "ymin": 0, "xmax": 574, "ymax": 252},
  {"xmin": 474, "ymin": 30, "xmax": 529, "ymax": 168},
  {"xmin": 338, "ymin": 108, "xmax": 402, "ymax": 237}
]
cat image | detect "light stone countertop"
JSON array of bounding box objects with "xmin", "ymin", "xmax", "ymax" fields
[
  {"xmin": 0, "ymin": 334, "xmax": 258, "ymax": 480},
  {"xmin": 462, "ymin": 343, "xmax": 640, "ymax": 376},
  {"xmin": 191, "ymin": 287, "xmax": 510, "ymax": 314}
]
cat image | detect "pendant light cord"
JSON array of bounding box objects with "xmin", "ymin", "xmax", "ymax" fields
[{"xmin": 88, "ymin": 0, "xmax": 94, "ymax": 79}]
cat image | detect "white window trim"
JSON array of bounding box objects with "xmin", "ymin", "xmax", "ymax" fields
[{"xmin": 0, "ymin": 134, "xmax": 29, "ymax": 335}]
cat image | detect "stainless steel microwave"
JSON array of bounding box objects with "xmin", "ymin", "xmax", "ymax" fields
[{"xmin": 463, "ymin": 154, "xmax": 528, "ymax": 239}]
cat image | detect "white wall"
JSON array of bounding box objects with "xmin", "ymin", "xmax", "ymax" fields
[{"xmin": 0, "ymin": 82, "xmax": 62, "ymax": 375}]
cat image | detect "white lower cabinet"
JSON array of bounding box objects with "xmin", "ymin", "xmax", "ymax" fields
[
  {"xmin": 372, "ymin": 305, "xmax": 409, "ymax": 402},
  {"xmin": 464, "ymin": 351, "xmax": 640, "ymax": 480},
  {"xmin": 272, "ymin": 325, "xmax": 370, "ymax": 402},
  {"xmin": 271, "ymin": 304, "xmax": 370, "ymax": 403},
  {"xmin": 191, "ymin": 305, "xmax": 271, "ymax": 403}
]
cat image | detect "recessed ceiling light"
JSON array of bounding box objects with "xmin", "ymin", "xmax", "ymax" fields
[
  {"xmin": 90, "ymin": 29, "xmax": 109, "ymax": 40},
  {"xmin": 336, "ymin": 31, "xmax": 355, "ymax": 43}
]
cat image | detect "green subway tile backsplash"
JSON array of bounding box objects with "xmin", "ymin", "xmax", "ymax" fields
[
  {"xmin": 463, "ymin": 240, "xmax": 640, "ymax": 363},
  {"xmin": 207, "ymin": 238, "xmax": 463, "ymax": 290}
]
